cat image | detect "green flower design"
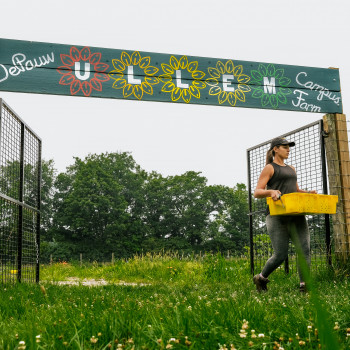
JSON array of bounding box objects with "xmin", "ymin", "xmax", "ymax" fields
[{"xmin": 250, "ymin": 64, "xmax": 292, "ymax": 109}]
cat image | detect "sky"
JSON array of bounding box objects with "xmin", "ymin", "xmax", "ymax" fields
[{"xmin": 0, "ymin": 0, "xmax": 349, "ymax": 187}]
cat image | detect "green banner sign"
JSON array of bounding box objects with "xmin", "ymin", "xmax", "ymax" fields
[{"xmin": 0, "ymin": 38, "xmax": 342, "ymax": 113}]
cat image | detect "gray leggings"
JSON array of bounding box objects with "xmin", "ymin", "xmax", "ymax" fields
[{"xmin": 262, "ymin": 215, "xmax": 310, "ymax": 282}]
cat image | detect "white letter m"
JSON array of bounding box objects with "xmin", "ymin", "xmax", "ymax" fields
[{"xmin": 263, "ymin": 77, "xmax": 276, "ymax": 94}]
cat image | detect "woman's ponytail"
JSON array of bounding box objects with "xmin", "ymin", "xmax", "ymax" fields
[{"xmin": 266, "ymin": 149, "xmax": 274, "ymax": 165}]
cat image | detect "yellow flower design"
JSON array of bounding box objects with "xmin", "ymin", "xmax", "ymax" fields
[
  {"xmin": 206, "ymin": 60, "xmax": 251, "ymax": 106},
  {"xmin": 109, "ymin": 51, "xmax": 159, "ymax": 100},
  {"xmin": 159, "ymin": 56, "xmax": 206, "ymax": 103}
]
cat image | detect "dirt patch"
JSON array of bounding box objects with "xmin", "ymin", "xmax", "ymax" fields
[
  {"xmin": 53, "ymin": 277, "xmax": 150, "ymax": 287},
  {"xmin": 56, "ymin": 278, "xmax": 108, "ymax": 286}
]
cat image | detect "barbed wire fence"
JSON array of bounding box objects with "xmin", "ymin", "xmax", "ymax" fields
[{"xmin": 0, "ymin": 99, "xmax": 41, "ymax": 283}]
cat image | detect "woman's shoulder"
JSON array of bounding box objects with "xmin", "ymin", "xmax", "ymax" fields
[
  {"xmin": 263, "ymin": 163, "xmax": 275, "ymax": 175},
  {"xmin": 286, "ymin": 164, "xmax": 296, "ymax": 172}
]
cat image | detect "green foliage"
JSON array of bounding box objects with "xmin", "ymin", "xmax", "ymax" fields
[
  {"xmin": 0, "ymin": 160, "xmax": 21, "ymax": 200},
  {"xmin": 49, "ymin": 152, "xmax": 148, "ymax": 260},
  {"xmin": 203, "ymin": 184, "xmax": 249, "ymax": 252},
  {"xmin": 203, "ymin": 252, "xmax": 245, "ymax": 282},
  {"xmin": 0, "ymin": 257, "xmax": 349, "ymax": 349},
  {"xmin": 41, "ymin": 152, "xmax": 250, "ymax": 261},
  {"xmin": 40, "ymin": 159, "xmax": 57, "ymax": 240},
  {"xmin": 290, "ymin": 223, "xmax": 341, "ymax": 349}
]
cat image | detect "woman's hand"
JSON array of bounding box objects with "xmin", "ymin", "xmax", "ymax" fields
[
  {"xmin": 296, "ymin": 183, "xmax": 317, "ymax": 194},
  {"xmin": 271, "ymin": 190, "xmax": 282, "ymax": 201}
]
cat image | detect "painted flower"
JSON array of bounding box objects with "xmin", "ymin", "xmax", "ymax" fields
[
  {"xmin": 109, "ymin": 51, "xmax": 159, "ymax": 100},
  {"xmin": 57, "ymin": 46, "xmax": 109, "ymax": 97},
  {"xmin": 250, "ymin": 63, "xmax": 292, "ymax": 109},
  {"xmin": 159, "ymin": 56, "xmax": 206, "ymax": 103},
  {"xmin": 206, "ymin": 60, "xmax": 251, "ymax": 106}
]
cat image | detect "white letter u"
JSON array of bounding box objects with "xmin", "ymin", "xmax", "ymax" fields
[{"xmin": 75, "ymin": 62, "xmax": 90, "ymax": 80}]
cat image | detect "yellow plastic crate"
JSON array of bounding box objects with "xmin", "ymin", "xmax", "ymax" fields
[{"xmin": 266, "ymin": 193, "xmax": 338, "ymax": 216}]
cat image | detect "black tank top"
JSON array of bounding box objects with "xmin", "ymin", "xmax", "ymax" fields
[
  {"xmin": 267, "ymin": 162, "xmax": 297, "ymax": 195},
  {"xmin": 266, "ymin": 162, "xmax": 297, "ymax": 215}
]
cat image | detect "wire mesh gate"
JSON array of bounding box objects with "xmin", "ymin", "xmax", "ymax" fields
[
  {"xmin": 0, "ymin": 99, "xmax": 41, "ymax": 283},
  {"xmin": 247, "ymin": 120, "xmax": 331, "ymax": 275}
]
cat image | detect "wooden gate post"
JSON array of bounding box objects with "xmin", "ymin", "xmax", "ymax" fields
[{"xmin": 323, "ymin": 113, "xmax": 350, "ymax": 262}]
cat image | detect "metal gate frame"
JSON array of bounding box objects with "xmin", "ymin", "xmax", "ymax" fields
[
  {"xmin": 247, "ymin": 120, "xmax": 331, "ymax": 275},
  {"xmin": 0, "ymin": 98, "xmax": 41, "ymax": 283}
]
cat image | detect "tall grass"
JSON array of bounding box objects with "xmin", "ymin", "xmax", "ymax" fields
[{"xmin": 0, "ymin": 254, "xmax": 349, "ymax": 349}]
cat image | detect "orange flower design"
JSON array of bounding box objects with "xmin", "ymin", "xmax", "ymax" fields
[{"xmin": 57, "ymin": 46, "xmax": 109, "ymax": 96}]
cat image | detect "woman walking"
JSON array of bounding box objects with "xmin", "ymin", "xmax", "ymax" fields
[{"xmin": 253, "ymin": 137, "xmax": 316, "ymax": 292}]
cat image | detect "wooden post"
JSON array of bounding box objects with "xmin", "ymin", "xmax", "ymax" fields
[
  {"xmin": 323, "ymin": 114, "xmax": 350, "ymax": 262},
  {"xmin": 80, "ymin": 253, "xmax": 83, "ymax": 267},
  {"xmin": 111, "ymin": 253, "xmax": 115, "ymax": 265}
]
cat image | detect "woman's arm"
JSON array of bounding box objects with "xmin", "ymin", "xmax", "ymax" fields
[
  {"xmin": 254, "ymin": 164, "xmax": 281, "ymax": 200},
  {"xmin": 296, "ymin": 183, "xmax": 317, "ymax": 194}
]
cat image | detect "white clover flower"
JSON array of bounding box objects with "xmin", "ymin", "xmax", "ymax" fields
[
  {"xmin": 218, "ymin": 344, "xmax": 228, "ymax": 350},
  {"xmin": 90, "ymin": 336, "xmax": 98, "ymax": 344},
  {"xmin": 239, "ymin": 329, "xmax": 247, "ymax": 338},
  {"xmin": 18, "ymin": 341, "xmax": 26, "ymax": 350},
  {"xmin": 258, "ymin": 333, "xmax": 265, "ymax": 338}
]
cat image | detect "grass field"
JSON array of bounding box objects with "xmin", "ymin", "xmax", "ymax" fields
[{"xmin": 0, "ymin": 254, "xmax": 349, "ymax": 349}]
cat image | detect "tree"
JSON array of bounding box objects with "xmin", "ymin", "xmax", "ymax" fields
[
  {"xmin": 43, "ymin": 152, "xmax": 252, "ymax": 260},
  {"xmin": 40, "ymin": 159, "xmax": 56, "ymax": 240},
  {"xmin": 203, "ymin": 183, "xmax": 249, "ymax": 253},
  {"xmin": 142, "ymin": 171, "xmax": 210, "ymax": 251},
  {"xmin": 50, "ymin": 152, "xmax": 147, "ymax": 260},
  {"xmin": 0, "ymin": 159, "xmax": 55, "ymax": 263}
]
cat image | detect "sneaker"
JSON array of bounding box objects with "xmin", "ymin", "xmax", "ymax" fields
[
  {"xmin": 299, "ymin": 284, "xmax": 307, "ymax": 293},
  {"xmin": 253, "ymin": 274, "xmax": 270, "ymax": 292}
]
